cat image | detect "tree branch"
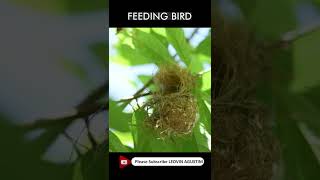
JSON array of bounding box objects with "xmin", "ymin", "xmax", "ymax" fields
[
  {"xmin": 187, "ymin": 28, "xmax": 200, "ymax": 42},
  {"xmin": 267, "ymin": 22, "xmax": 320, "ymax": 49},
  {"xmin": 23, "ymin": 102, "xmax": 107, "ymax": 130},
  {"xmin": 118, "ymin": 92, "xmax": 152, "ymax": 103},
  {"xmin": 76, "ymin": 82, "xmax": 108, "ymax": 112},
  {"xmin": 121, "ymin": 79, "xmax": 153, "ymax": 106},
  {"xmin": 63, "ymin": 131, "xmax": 82, "ymax": 156},
  {"xmin": 84, "ymin": 117, "xmax": 97, "ymax": 148},
  {"xmin": 23, "ymin": 81, "xmax": 108, "ymax": 130},
  {"xmin": 282, "ymin": 22, "xmax": 320, "ymax": 43}
]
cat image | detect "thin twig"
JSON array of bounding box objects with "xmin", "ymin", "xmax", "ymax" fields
[
  {"xmin": 133, "ymin": 79, "xmax": 153, "ymax": 97},
  {"xmin": 76, "ymin": 82, "xmax": 108, "ymax": 112},
  {"xmin": 63, "ymin": 131, "xmax": 82, "ymax": 157},
  {"xmin": 188, "ymin": 28, "xmax": 200, "ymax": 42},
  {"xmin": 118, "ymin": 92, "xmax": 152, "ymax": 103},
  {"xmin": 84, "ymin": 117, "xmax": 97, "ymax": 148},
  {"xmin": 120, "ymin": 79, "xmax": 153, "ymax": 108}
]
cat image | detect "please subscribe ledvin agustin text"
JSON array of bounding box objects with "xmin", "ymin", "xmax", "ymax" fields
[{"xmin": 128, "ymin": 12, "xmax": 192, "ymax": 21}]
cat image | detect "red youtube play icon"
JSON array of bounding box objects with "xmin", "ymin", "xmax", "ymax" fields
[{"xmin": 119, "ymin": 156, "xmax": 131, "ymax": 169}]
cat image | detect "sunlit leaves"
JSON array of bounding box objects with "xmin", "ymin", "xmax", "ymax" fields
[
  {"xmin": 166, "ymin": 28, "xmax": 193, "ymax": 65},
  {"xmin": 132, "ymin": 29, "xmax": 172, "ymax": 64},
  {"xmin": 131, "ymin": 109, "xmax": 149, "ymax": 151},
  {"xmin": 116, "ymin": 44, "xmax": 150, "ymax": 65},
  {"xmin": 201, "ymin": 70, "xmax": 211, "ymax": 91},
  {"xmin": 109, "ymin": 101, "xmax": 131, "ymax": 132},
  {"xmin": 196, "ymin": 34, "xmax": 211, "ymax": 57},
  {"xmin": 198, "ymin": 99, "xmax": 211, "ymax": 134},
  {"xmin": 109, "ymin": 131, "xmax": 130, "ymax": 152},
  {"xmin": 110, "ymin": 28, "xmax": 212, "ymax": 152},
  {"xmin": 193, "ymin": 122, "xmax": 211, "ymax": 152}
]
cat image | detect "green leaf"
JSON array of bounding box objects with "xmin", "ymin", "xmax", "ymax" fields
[
  {"xmin": 188, "ymin": 56, "xmax": 204, "ymax": 73},
  {"xmin": 196, "ymin": 34, "xmax": 211, "ymax": 57},
  {"xmin": 291, "ymin": 29, "xmax": 320, "ymax": 92},
  {"xmin": 201, "ymin": 90, "xmax": 211, "ymax": 105},
  {"xmin": 109, "ymin": 130, "xmax": 130, "ymax": 152},
  {"xmin": 138, "ymin": 75, "xmax": 152, "ymax": 84},
  {"xmin": 193, "ymin": 122, "xmax": 210, "ymax": 152},
  {"xmin": 198, "ymin": 99, "xmax": 211, "ymax": 134},
  {"xmin": 171, "ymin": 136, "xmax": 199, "ymax": 152},
  {"xmin": 201, "ymin": 70, "xmax": 211, "ymax": 91},
  {"xmin": 166, "ymin": 28, "xmax": 193, "ymax": 65},
  {"xmin": 132, "ymin": 29, "xmax": 172, "ymax": 64},
  {"xmin": 131, "ymin": 109, "xmax": 149, "ymax": 151},
  {"xmin": 117, "ymin": 44, "xmax": 150, "ymax": 65},
  {"xmin": 151, "ymin": 29, "xmax": 169, "ymax": 47},
  {"xmin": 138, "ymin": 75, "xmax": 156, "ymax": 91},
  {"xmin": 152, "ymin": 28, "xmax": 167, "ymax": 37},
  {"xmin": 149, "ymin": 138, "xmax": 177, "ymax": 152},
  {"xmin": 109, "ymin": 100, "xmax": 131, "ymax": 132}
]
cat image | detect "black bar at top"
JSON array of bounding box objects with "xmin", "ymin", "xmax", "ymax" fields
[{"xmin": 109, "ymin": 0, "xmax": 211, "ymax": 27}]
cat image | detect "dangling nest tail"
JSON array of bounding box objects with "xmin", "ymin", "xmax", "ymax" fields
[
  {"xmin": 145, "ymin": 64, "xmax": 198, "ymax": 137},
  {"xmin": 212, "ymin": 13, "xmax": 279, "ymax": 180}
]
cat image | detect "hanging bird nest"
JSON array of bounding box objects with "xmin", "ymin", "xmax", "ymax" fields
[
  {"xmin": 145, "ymin": 64, "xmax": 198, "ymax": 137},
  {"xmin": 212, "ymin": 13, "xmax": 280, "ymax": 180}
]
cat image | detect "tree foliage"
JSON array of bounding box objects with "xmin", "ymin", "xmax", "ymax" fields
[{"xmin": 109, "ymin": 28, "xmax": 212, "ymax": 152}]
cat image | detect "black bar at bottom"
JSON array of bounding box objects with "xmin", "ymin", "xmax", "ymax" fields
[{"xmin": 109, "ymin": 152, "xmax": 211, "ymax": 179}]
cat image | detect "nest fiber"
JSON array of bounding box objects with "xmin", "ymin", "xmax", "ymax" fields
[
  {"xmin": 212, "ymin": 14, "xmax": 279, "ymax": 180},
  {"xmin": 146, "ymin": 64, "xmax": 198, "ymax": 137}
]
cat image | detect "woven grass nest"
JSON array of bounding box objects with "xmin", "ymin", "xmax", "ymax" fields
[
  {"xmin": 145, "ymin": 64, "xmax": 198, "ymax": 137},
  {"xmin": 212, "ymin": 14, "xmax": 280, "ymax": 180}
]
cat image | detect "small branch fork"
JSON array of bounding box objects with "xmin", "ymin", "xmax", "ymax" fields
[{"xmin": 118, "ymin": 78, "xmax": 153, "ymax": 109}]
